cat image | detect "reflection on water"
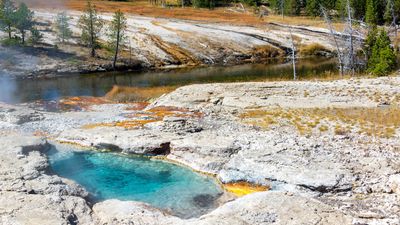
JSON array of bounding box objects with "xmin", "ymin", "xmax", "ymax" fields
[
  {"xmin": 0, "ymin": 58, "xmax": 336, "ymax": 104},
  {"xmin": 0, "ymin": 76, "xmax": 17, "ymax": 103}
]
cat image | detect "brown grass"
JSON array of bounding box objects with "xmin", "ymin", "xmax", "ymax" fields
[
  {"xmin": 252, "ymin": 45, "xmax": 284, "ymax": 60},
  {"xmin": 299, "ymin": 43, "xmax": 331, "ymax": 56},
  {"xmin": 240, "ymin": 107, "xmax": 400, "ymax": 138},
  {"xmin": 27, "ymin": 0, "xmax": 344, "ymax": 28},
  {"xmin": 105, "ymin": 85, "xmax": 177, "ymax": 102}
]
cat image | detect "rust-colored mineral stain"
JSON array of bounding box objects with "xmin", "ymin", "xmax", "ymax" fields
[
  {"xmin": 224, "ymin": 182, "xmax": 269, "ymax": 197},
  {"xmin": 83, "ymin": 105, "xmax": 203, "ymax": 130},
  {"xmin": 58, "ymin": 96, "xmax": 112, "ymax": 111},
  {"xmin": 82, "ymin": 119, "xmax": 159, "ymax": 130},
  {"xmin": 33, "ymin": 130, "xmax": 49, "ymax": 137}
]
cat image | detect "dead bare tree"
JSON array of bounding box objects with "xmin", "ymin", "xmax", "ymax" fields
[
  {"xmin": 321, "ymin": 5, "xmax": 344, "ymax": 76},
  {"xmin": 344, "ymin": 0, "xmax": 355, "ymax": 76},
  {"xmin": 289, "ymin": 28, "xmax": 297, "ymax": 80},
  {"xmin": 322, "ymin": 2, "xmax": 365, "ymax": 76},
  {"xmin": 387, "ymin": 0, "xmax": 398, "ymax": 36}
]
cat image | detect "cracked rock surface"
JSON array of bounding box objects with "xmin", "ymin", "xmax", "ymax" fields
[{"xmin": 1, "ymin": 77, "xmax": 400, "ymax": 224}]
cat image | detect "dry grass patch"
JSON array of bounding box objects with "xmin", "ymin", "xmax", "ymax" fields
[
  {"xmin": 265, "ymin": 14, "xmax": 344, "ymax": 30},
  {"xmin": 27, "ymin": 0, "xmax": 344, "ymax": 28},
  {"xmin": 299, "ymin": 43, "xmax": 331, "ymax": 56},
  {"xmin": 240, "ymin": 107, "xmax": 400, "ymax": 138},
  {"xmin": 252, "ymin": 45, "xmax": 284, "ymax": 59},
  {"xmin": 105, "ymin": 85, "xmax": 177, "ymax": 102}
]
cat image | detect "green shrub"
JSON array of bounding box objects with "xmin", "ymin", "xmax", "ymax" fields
[
  {"xmin": 192, "ymin": 0, "xmax": 215, "ymax": 8},
  {"xmin": 366, "ymin": 29, "xmax": 397, "ymax": 76},
  {"xmin": 1, "ymin": 37, "xmax": 21, "ymax": 46}
]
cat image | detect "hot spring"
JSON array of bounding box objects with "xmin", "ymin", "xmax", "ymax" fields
[{"xmin": 48, "ymin": 146, "xmax": 223, "ymax": 218}]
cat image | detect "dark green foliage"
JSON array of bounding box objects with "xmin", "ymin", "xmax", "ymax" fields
[
  {"xmin": 238, "ymin": 0, "xmax": 259, "ymax": 6},
  {"xmin": 268, "ymin": 0, "xmax": 281, "ymax": 12},
  {"xmin": 366, "ymin": 0, "xmax": 378, "ymax": 24},
  {"xmin": 305, "ymin": 0, "xmax": 322, "ymax": 16},
  {"xmin": 269, "ymin": 0, "xmax": 301, "ymax": 16},
  {"xmin": 192, "ymin": 0, "xmax": 215, "ymax": 8},
  {"xmin": 0, "ymin": 0, "xmax": 16, "ymax": 39},
  {"xmin": 78, "ymin": 1, "xmax": 104, "ymax": 57},
  {"xmin": 306, "ymin": 0, "xmax": 336, "ymax": 16},
  {"xmin": 29, "ymin": 26, "xmax": 43, "ymax": 45},
  {"xmin": 366, "ymin": 29, "xmax": 397, "ymax": 76},
  {"xmin": 384, "ymin": 0, "xmax": 400, "ymax": 24},
  {"xmin": 14, "ymin": 3, "xmax": 34, "ymax": 44},
  {"xmin": 351, "ymin": 0, "xmax": 366, "ymax": 20},
  {"xmin": 107, "ymin": 10, "xmax": 127, "ymax": 68},
  {"xmin": 55, "ymin": 11, "xmax": 73, "ymax": 43},
  {"xmin": 284, "ymin": 0, "xmax": 301, "ymax": 15},
  {"xmin": 364, "ymin": 26, "xmax": 378, "ymax": 59},
  {"xmin": 365, "ymin": 0, "xmax": 386, "ymax": 24}
]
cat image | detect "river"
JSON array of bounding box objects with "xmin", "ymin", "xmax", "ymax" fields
[{"xmin": 0, "ymin": 58, "xmax": 337, "ymax": 104}]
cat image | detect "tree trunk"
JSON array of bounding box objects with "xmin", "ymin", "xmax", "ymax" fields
[
  {"xmin": 90, "ymin": 12, "xmax": 95, "ymax": 57},
  {"xmin": 21, "ymin": 30, "xmax": 25, "ymax": 44},
  {"xmin": 289, "ymin": 28, "xmax": 296, "ymax": 80},
  {"xmin": 347, "ymin": 0, "xmax": 355, "ymax": 76},
  {"xmin": 113, "ymin": 24, "xmax": 121, "ymax": 69},
  {"xmin": 8, "ymin": 25, "xmax": 11, "ymax": 39}
]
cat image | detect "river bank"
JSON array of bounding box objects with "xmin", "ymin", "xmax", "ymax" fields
[
  {"xmin": 0, "ymin": 9, "xmax": 338, "ymax": 79},
  {"xmin": 0, "ymin": 76, "xmax": 399, "ymax": 224}
]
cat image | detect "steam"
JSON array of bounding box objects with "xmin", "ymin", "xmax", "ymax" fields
[{"xmin": 0, "ymin": 74, "xmax": 17, "ymax": 104}]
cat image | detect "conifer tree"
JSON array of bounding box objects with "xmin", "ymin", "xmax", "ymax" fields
[
  {"xmin": 107, "ymin": 10, "xmax": 127, "ymax": 69},
  {"xmin": 55, "ymin": 11, "xmax": 73, "ymax": 43},
  {"xmin": 367, "ymin": 29, "xmax": 397, "ymax": 76},
  {"xmin": 351, "ymin": 0, "xmax": 366, "ymax": 20},
  {"xmin": 284, "ymin": 0, "xmax": 301, "ymax": 16},
  {"xmin": 29, "ymin": 26, "xmax": 42, "ymax": 44},
  {"xmin": 306, "ymin": 0, "xmax": 322, "ymax": 16},
  {"xmin": 0, "ymin": 0, "xmax": 16, "ymax": 39},
  {"xmin": 14, "ymin": 3, "xmax": 34, "ymax": 44},
  {"xmin": 78, "ymin": 1, "xmax": 103, "ymax": 57}
]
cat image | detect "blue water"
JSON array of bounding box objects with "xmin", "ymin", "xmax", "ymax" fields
[{"xmin": 48, "ymin": 147, "xmax": 223, "ymax": 218}]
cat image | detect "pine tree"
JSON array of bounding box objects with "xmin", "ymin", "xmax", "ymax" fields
[
  {"xmin": 367, "ymin": 29, "xmax": 397, "ymax": 76},
  {"xmin": 366, "ymin": 0, "xmax": 377, "ymax": 24},
  {"xmin": 366, "ymin": 0, "xmax": 387, "ymax": 24},
  {"xmin": 107, "ymin": 10, "xmax": 127, "ymax": 69},
  {"xmin": 14, "ymin": 3, "xmax": 34, "ymax": 44},
  {"xmin": 306, "ymin": 0, "xmax": 337, "ymax": 16},
  {"xmin": 351, "ymin": 0, "xmax": 366, "ymax": 20},
  {"xmin": 284, "ymin": 0, "xmax": 302, "ymax": 16},
  {"xmin": 306, "ymin": 0, "xmax": 322, "ymax": 16},
  {"xmin": 364, "ymin": 26, "xmax": 378, "ymax": 60},
  {"xmin": 384, "ymin": 0, "xmax": 400, "ymax": 25},
  {"xmin": 336, "ymin": 0, "xmax": 346, "ymax": 18},
  {"xmin": 29, "ymin": 26, "xmax": 42, "ymax": 45},
  {"xmin": 0, "ymin": 0, "xmax": 16, "ymax": 40},
  {"xmin": 55, "ymin": 11, "xmax": 72, "ymax": 43},
  {"xmin": 78, "ymin": 1, "xmax": 103, "ymax": 57}
]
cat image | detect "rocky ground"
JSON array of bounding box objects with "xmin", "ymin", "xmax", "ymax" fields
[
  {"xmin": 0, "ymin": 9, "xmax": 340, "ymax": 78},
  {"xmin": 0, "ymin": 76, "xmax": 399, "ymax": 224}
]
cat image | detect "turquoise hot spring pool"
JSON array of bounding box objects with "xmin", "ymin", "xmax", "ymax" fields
[{"xmin": 48, "ymin": 147, "xmax": 223, "ymax": 218}]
